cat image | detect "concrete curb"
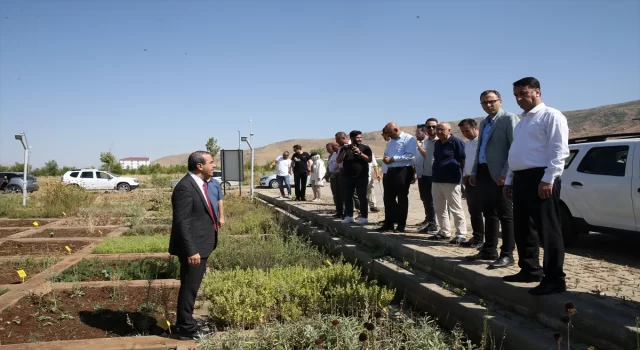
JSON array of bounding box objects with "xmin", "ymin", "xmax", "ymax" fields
[{"xmin": 258, "ymin": 192, "xmax": 639, "ymax": 350}]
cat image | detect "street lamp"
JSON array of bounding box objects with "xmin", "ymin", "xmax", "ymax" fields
[
  {"xmin": 241, "ymin": 136, "xmax": 255, "ymax": 201},
  {"xmin": 14, "ymin": 132, "xmax": 29, "ymax": 207}
]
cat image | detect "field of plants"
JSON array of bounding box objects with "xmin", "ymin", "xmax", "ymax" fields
[{"xmin": 0, "ymin": 182, "xmax": 475, "ymax": 349}]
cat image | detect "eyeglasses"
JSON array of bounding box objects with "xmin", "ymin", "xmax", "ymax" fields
[
  {"xmin": 481, "ymin": 100, "xmax": 501, "ymax": 105},
  {"xmin": 425, "ymin": 126, "xmax": 436, "ymax": 129}
]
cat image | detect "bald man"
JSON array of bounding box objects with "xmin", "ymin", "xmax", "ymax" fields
[
  {"xmin": 429, "ymin": 122, "xmax": 468, "ymax": 244},
  {"xmin": 378, "ymin": 123, "xmax": 417, "ymax": 233}
]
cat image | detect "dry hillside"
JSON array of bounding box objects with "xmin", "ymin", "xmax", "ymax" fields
[{"xmin": 154, "ymin": 100, "xmax": 640, "ymax": 167}]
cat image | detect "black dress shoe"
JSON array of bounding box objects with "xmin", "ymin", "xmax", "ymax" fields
[
  {"xmin": 428, "ymin": 234, "xmax": 449, "ymax": 241},
  {"xmin": 393, "ymin": 226, "xmax": 405, "ymax": 233},
  {"xmin": 459, "ymin": 238, "xmax": 483, "ymax": 249},
  {"xmin": 376, "ymin": 225, "xmax": 393, "ymax": 233},
  {"xmin": 503, "ymin": 271, "xmax": 543, "ymax": 283},
  {"xmin": 487, "ymin": 256, "xmax": 514, "ymax": 269},
  {"xmin": 465, "ymin": 252, "xmax": 498, "ymax": 261},
  {"xmin": 528, "ymin": 280, "xmax": 567, "ymax": 295},
  {"xmin": 370, "ymin": 207, "xmax": 380, "ymax": 213},
  {"xmin": 174, "ymin": 326, "xmax": 214, "ymax": 340}
]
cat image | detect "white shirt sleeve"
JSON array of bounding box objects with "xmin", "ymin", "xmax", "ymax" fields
[{"xmin": 542, "ymin": 112, "xmax": 570, "ymax": 184}]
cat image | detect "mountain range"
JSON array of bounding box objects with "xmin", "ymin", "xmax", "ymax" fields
[{"xmin": 154, "ymin": 100, "xmax": 640, "ymax": 167}]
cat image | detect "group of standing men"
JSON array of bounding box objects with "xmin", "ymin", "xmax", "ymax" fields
[{"xmin": 322, "ymin": 77, "xmax": 571, "ymax": 296}]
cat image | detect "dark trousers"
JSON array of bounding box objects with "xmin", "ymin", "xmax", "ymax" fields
[
  {"xmin": 330, "ymin": 175, "xmax": 343, "ymax": 215},
  {"xmin": 176, "ymin": 255, "xmax": 208, "ymax": 333},
  {"xmin": 465, "ymin": 183, "xmax": 484, "ymax": 242},
  {"xmin": 293, "ymin": 172, "xmax": 308, "ymax": 200},
  {"xmin": 383, "ymin": 166, "xmax": 414, "ymax": 228},
  {"xmin": 417, "ymin": 175, "xmax": 436, "ymax": 224},
  {"xmin": 477, "ymin": 165, "xmax": 514, "ymax": 257},
  {"xmin": 344, "ymin": 176, "xmax": 368, "ymax": 218},
  {"xmin": 339, "ymin": 169, "xmax": 360, "ymax": 211},
  {"xmin": 513, "ymin": 167, "xmax": 565, "ymax": 280},
  {"xmin": 276, "ymin": 175, "xmax": 291, "ymax": 196}
]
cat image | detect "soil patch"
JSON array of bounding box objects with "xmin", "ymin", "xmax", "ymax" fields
[
  {"xmin": 0, "ymin": 240, "xmax": 93, "ymax": 257},
  {"xmin": 0, "ymin": 228, "xmax": 28, "ymax": 239},
  {"xmin": 0, "ymin": 219, "xmax": 56, "ymax": 228},
  {"xmin": 0, "ymin": 258, "xmax": 59, "ymax": 285},
  {"xmin": 53, "ymin": 257, "xmax": 179, "ymax": 282},
  {"xmin": 61, "ymin": 217, "xmax": 127, "ymax": 227},
  {"xmin": 0, "ymin": 286, "xmax": 178, "ymax": 345},
  {"xmin": 28, "ymin": 228, "xmax": 114, "ymax": 238}
]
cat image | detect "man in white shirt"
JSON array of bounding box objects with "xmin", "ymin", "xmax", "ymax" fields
[
  {"xmin": 271, "ymin": 151, "xmax": 293, "ymax": 198},
  {"xmin": 458, "ymin": 119, "xmax": 484, "ymax": 246},
  {"xmin": 503, "ymin": 77, "xmax": 570, "ymax": 296},
  {"xmin": 416, "ymin": 119, "xmax": 439, "ymax": 233},
  {"xmin": 367, "ymin": 152, "xmax": 381, "ymax": 213}
]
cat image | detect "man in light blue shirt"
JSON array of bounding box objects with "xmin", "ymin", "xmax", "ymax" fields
[{"xmin": 378, "ymin": 122, "xmax": 417, "ymax": 233}]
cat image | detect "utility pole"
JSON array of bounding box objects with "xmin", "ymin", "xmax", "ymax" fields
[
  {"xmin": 237, "ymin": 130, "xmax": 242, "ymax": 196},
  {"xmin": 249, "ymin": 119, "xmax": 255, "ymax": 201}
]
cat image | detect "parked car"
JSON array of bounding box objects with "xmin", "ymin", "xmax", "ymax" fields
[
  {"xmin": 61, "ymin": 169, "xmax": 139, "ymax": 191},
  {"xmin": 169, "ymin": 170, "xmax": 240, "ymax": 190},
  {"xmin": 259, "ymin": 173, "xmax": 313, "ymax": 189},
  {"xmin": 0, "ymin": 172, "xmax": 39, "ymax": 193},
  {"xmin": 559, "ymin": 133, "xmax": 640, "ymax": 245}
]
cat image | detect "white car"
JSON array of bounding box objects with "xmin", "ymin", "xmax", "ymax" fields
[
  {"xmin": 560, "ymin": 133, "xmax": 640, "ymax": 244},
  {"xmin": 169, "ymin": 170, "xmax": 239, "ymax": 190},
  {"xmin": 61, "ymin": 169, "xmax": 139, "ymax": 191}
]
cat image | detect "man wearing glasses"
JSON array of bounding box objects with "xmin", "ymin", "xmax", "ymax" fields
[
  {"xmin": 467, "ymin": 90, "xmax": 519, "ymax": 270},
  {"xmin": 416, "ymin": 118, "xmax": 439, "ymax": 233}
]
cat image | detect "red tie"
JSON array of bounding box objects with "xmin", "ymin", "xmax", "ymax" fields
[{"xmin": 203, "ymin": 183, "xmax": 218, "ymax": 232}]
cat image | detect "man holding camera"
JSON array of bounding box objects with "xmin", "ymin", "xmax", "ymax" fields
[{"xmin": 337, "ymin": 130, "xmax": 373, "ymax": 225}]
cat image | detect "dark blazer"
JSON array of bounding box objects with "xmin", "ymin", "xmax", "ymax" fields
[
  {"xmin": 471, "ymin": 109, "xmax": 520, "ymax": 183},
  {"xmin": 169, "ymin": 174, "xmax": 218, "ymax": 258}
]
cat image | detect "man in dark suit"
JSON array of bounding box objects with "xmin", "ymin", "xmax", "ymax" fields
[
  {"xmin": 467, "ymin": 90, "xmax": 520, "ymax": 270},
  {"xmin": 169, "ymin": 151, "xmax": 221, "ymax": 339}
]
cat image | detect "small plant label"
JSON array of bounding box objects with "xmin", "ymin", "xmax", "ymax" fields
[
  {"xmin": 16, "ymin": 269, "xmax": 27, "ymax": 283},
  {"xmin": 49, "ymin": 232, "xmax": 55, "ymax": 238},
  {"xmin": 156, "ymin": 319, "xmax": 171, "ymax": 333},
  {"xmin": 65, "ymin": 246, "xmax": 72, "ymax": 254},
  {"xmin": 61, "ymin": 212, "xmax": 67, "ymax": 217},
  {"xmin": 32, "ymin": 221, "xmax": 39, "ymax": 227},
  {"xmin": 98, "ymin": 230, "xmax": 103, "ymax": 236}
]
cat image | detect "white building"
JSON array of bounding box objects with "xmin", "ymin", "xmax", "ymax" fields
[{"xmin": 119, "ymin": 157, "xmax": 150, "ymax": 169}]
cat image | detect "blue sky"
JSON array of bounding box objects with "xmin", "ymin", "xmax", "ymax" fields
[{"xmin": 1, "ymin": 0, "xmax": 639, "ymax": 168}]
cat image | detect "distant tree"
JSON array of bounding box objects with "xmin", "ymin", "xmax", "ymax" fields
[
  {"xmin": 206, "ymin": 137, "xmax": 221, "ymax": 159},
  {"xmin": 43, "ymin": 160, "xmax": 59, "ymax": 176},
  {"xmin": 309, "ymin": 148, "xmax": 327, "ymax": 159},
  {"xmin": 100, "ymin": 152, "xmax": 117, "ymax": 171},
  {"xmin": 111, "ymin": 163, "xmax": 124, "ymax": 175}
]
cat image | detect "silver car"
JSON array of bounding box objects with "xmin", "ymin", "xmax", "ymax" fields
[
  {"xmin": 259, "ymin": 173, "xmax": 312, "ymax": 189},
  {"xmin": 0, "ymin": 172, "xmax": 39, "ymax": 193}
]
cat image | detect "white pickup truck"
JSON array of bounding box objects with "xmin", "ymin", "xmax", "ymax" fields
[{"xmin": 560, "ymin": 133, "xmax": 640, "ymax": 245}]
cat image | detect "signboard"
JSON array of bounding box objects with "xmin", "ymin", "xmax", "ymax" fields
[{"xmin": 221, "ymin": 149, "xmax": 244, "ymax": 182}]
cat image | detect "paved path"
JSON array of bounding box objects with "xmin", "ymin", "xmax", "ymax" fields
[{"xmin": 262, "ymin": 183, "xmax": 640, "ymax": 303}]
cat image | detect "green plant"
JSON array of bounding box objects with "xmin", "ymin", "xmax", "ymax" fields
[
  {"xmin": 0, "ymin": 184, "xmax": 95, "ymax": 218},
  {"xmin": 201, "ymin": 263, "xmax": 395, "ymax": 328},
  {"xmin": 91, "ymin": 235, "xmax": 170, "ymax": 254},
  {"xmin": 52, "ymin": 257, "xmax": 180, "ymax": 282},
  {"xmin": 0, "ymin": 288, "xmax": 8, "ymax": 296},
  {"xmin": 198, "ymin": 314, "xmax": 468, "ymax": 350}
]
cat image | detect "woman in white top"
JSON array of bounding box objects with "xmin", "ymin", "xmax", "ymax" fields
[
  {"xmin": 271, "ymin": 151, "xmax": 292, "ymax": 198},
  {"xmin": 309, "ymin": 153, "xmax": 326, "ymax": 201}
]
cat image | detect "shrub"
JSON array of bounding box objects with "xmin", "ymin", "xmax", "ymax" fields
[
  {"xmin": 0, "ymin": 184, "xmax": 94, "ymax": 218},
  {"xmin": 199, "ymin": 314, "xmax": 463, "ymax": 350},
  {"xmin": 201, "ymin": 263, "xmax": 395, "ymax": 328},
  {"xmin": 208, "ymin": 233, "xmax": 326, "ymax": 270}
]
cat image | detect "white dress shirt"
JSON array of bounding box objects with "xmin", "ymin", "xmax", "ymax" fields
[
  {"xmin": 189, "ymin": 172, "xmax": 210, "ymax": 205},
  {"xmin": 327, "ymin": 152, "xmax": 339, "ymax": 173},
  {"xmin": 505, "ymin": 103, "xmax": 570, "ymax": 185},
  {"xmin": 386, "ymin": 132, "xmax": 417, "ymax": 168},
  {"xmin": 463, "ymin": 137, "xmax": 478, "ymax": 177}
]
